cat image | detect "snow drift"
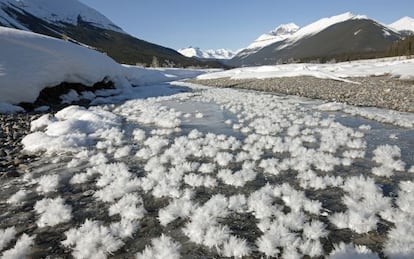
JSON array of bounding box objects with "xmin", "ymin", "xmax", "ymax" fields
[{"xmin": 0, "ymin": 26, "xmax": 128, "ymax": 104}]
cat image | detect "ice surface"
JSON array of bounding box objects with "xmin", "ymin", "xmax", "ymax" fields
[{"xmin": 1, "ymin": 82, "xmax": 413, "ymax": 257}]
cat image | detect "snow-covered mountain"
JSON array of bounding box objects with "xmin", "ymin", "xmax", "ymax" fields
[
  {"xmin": 0, "ymin": 0, "xmax": 123, "ymax": 32},
  {"xmin": 236, "ymin": 12, "xmax": 367, "ymax": 59},
  {"xmin": 0, "ymin": 0, "xmax": 222, "ymax": 67},
  {"xmin": 231, "ymin": 12, "xmax": 402, "ymax": 66},
  {"xmin": 178, "ymin": 47, "xmax": 236, "ymax": 60},
  {"xmin": 389, "ymin": 16, "xmax": 414, "ymax": 34}
]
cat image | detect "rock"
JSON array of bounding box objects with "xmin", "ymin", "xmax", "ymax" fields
[
  {"xmin": 2, "ymin": 170, "xmax": 20, "ymax": 178},
  {"xmin": 13, "ymin": 158, "xmax": 22, "ymax": 166}
]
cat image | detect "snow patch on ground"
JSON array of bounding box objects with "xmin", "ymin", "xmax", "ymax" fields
[{"xmin": 198, "ymin": 57, "xmax": 414, "ymax": 81}]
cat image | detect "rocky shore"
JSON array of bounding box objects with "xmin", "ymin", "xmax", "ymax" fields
[{"xmin": 188, "ymin": 76, "xmax": 414, "ymax": 113}]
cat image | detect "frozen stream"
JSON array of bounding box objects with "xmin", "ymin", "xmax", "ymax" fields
[{"xmin": 0, "ymin": 82, "xmax": 413, "ymax": 258}]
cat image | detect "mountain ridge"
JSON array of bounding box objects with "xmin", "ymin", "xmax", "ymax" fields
[
  {"xmin": 0, "ymin": 0, "xmax": 123, "ymax": 32},
  {"xmin": 178, "ymin": 47, "xmax": 236, "ymax": 60},
  {"xmin": 230, "ymin": 12, "xmax": 404, "ymax": 66}
]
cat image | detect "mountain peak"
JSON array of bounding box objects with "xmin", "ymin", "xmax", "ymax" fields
[
  {"xmin": 389, "ymin": 16, "xmax": 414, "ymax": 33},
  {"xmin": 269, "ymin": 23, "xmax": 300, "ymax": 36},
  {"xmin": 247, "ymin": 23, "xmax": 299, "ymax": 50},
  {"xmin": 245, "ymin": 12, "xmax": 368, "ymax": 51}
]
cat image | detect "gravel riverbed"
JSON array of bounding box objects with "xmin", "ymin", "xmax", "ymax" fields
[{"xmin": 188, "ymin": 76, "xmax": 414, "ymax": 113}]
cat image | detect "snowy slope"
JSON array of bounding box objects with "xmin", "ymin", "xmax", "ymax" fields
[
  {"xmin": 178, "ymin": 47, "xmax": 236, "ymax": 60},
  {"xmin": 285, "ymin": 12, "xmax": 367, "ymax": 45},
  {"xmin": 389, "ymin": 16, "xmax": 414, "ymax": 33},
  {"xmin": 0, "ymin": 26, "xmax": 206, "ymax": 106},
  {"xmin": 0, "ymin": 0, "xmax": 123, "ymax": 32}
]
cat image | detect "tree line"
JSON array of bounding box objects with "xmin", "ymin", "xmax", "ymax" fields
[{"xmin": 295, "ymin": 35, "xmax": 414, "ymax": 64}]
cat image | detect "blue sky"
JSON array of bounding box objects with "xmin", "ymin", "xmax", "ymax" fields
[{"xmin": 80, "ymin": 0, "xmax": 413, "ymax": 51}]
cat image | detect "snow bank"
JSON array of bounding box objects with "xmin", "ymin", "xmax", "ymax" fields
[
  {"xmin": 197, "ymin": 57, "xmax": 414, "ymax": 81},
  {"xmin": 0, "ymin": 26, "xmax": 128, "ymax": 104},
  {"xmin": 0, "ymin": 26, "xmax": 207, "ymax": 107}
]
